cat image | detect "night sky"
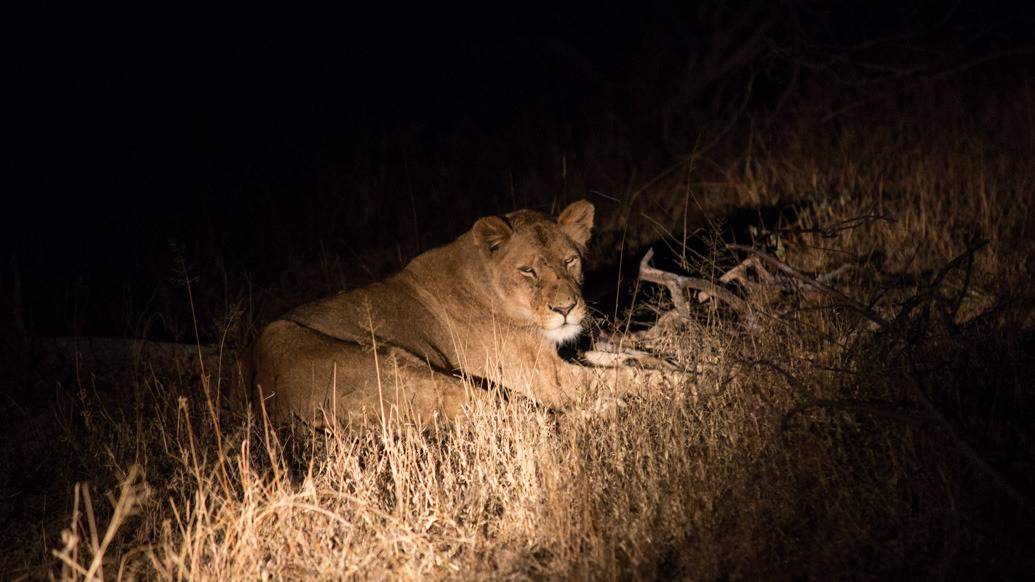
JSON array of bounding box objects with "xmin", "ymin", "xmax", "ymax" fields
[
  {"xmin": 6, "ymin": 2, "xmax": 1033, "ymax": 339},
  {"xmin": 16, "ymin": 5, "xmax": 643, "ymax": 219}
]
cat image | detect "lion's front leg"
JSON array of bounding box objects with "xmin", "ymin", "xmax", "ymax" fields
[
  {"xmin": 462, "ymin": 334, "xmax": 693, "ymax": 411},
  {"xmin": 575, "ymin": 363, "xmax": 691, "ymax": 397},
  {"xmin": 522, "ymin": 357, "xmax": 692, "ymax": 411}
]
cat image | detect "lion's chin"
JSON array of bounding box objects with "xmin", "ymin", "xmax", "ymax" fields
[{"xmin": 543, "ymin": 323, "xmax": 583, "ymax": 345}]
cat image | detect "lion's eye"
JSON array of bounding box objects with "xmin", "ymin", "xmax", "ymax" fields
[
  {"xmin": 518, "ymin": 266, "xmax": 537, "ymax": 278},
  {"xmin": 565, "ymin": 256, "xmax": 579, "ymax": 267}
]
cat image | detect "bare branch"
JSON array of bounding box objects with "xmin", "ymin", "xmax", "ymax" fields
[
  {"xmin": 726, "ymin": 244, "xmax": 890, "ymax": 328},
  {"xmin": 775, "ymin": 213, "xmax": 895, "ymax": 239},
  {"xmin": 638, "ymin": 249, "xmax": 747, "ymax": 314},
  {"xmin": 890, "ymin": 239, "xmax": 989, "ymax": 326}
]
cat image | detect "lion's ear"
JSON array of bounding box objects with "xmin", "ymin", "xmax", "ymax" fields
[
  {"xmin": 472, "ymin": 216, "xmax": 513, "ymax": 255},
  {"xmin": 557, "ymin": 200, "xmax": 594, "ymax": 247}
]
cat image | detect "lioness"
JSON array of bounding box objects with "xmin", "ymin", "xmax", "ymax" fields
[{"xmin": 253, "ymin": 201, "xmax": 665, "ymax": 427}]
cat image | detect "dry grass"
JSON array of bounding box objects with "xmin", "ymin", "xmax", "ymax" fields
[{"xmin": 5, "ymin": 82, "xmax": 1034, "ymax": 580}]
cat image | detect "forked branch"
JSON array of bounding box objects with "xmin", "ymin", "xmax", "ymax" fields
[{"xmin": 638, "ymin": 249, "xmax": 747, "ymax": 315}]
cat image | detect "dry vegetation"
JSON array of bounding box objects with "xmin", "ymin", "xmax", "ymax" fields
[{"xmin": 3, "ymin": 30, "xmax": 1034, "ymax": 581}]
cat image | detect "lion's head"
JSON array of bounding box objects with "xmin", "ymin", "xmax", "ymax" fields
[{"xmin": 471, "ymin": 200, "xmax": 594, "ymax": 344}]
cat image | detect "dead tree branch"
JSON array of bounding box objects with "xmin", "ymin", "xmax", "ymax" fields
[
  {"xmin": 726, "ymin": 243, "xmax": 890, "ymax": 328},
  {"xmin": 638, "ymin": 249, "xmax": 747, "ymax": 315}
]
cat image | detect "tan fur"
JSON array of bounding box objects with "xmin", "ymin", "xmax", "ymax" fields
[{"xmin": 252, "ymin": 201, "xmax": 663, "ymax": 428}]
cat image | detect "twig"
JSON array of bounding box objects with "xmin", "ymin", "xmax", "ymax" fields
[
  {"xmin": 928, "ymin": 239, "xmax": 988, "ymax": 293},
  {"xmin": 736, "ymin": 358, "xmax": 808, "ymax": 393},
  {"xmin": 889, "ymin": 239, "xmax": 988, "ymax": 327},
  {"xmin": 776, "ymin": 213, "xmax": 895, "ymax": 239}
]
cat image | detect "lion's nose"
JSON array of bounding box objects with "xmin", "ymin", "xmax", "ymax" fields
[{"xmin": 551, "ymin": 302, "xmax": 576, "ymax": 317}]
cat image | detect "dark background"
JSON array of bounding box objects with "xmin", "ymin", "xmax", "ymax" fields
[{"xmin": 5, "ymin": 1, "xmax": 1034, "ymax": 341}]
